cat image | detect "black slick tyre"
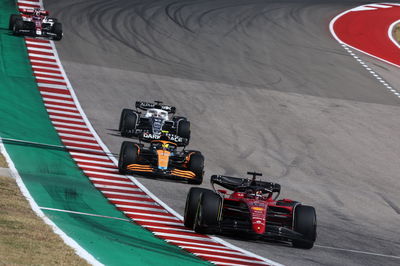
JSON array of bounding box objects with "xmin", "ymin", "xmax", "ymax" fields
[
  {"xmin": 187, "ymin": 152, "xmax": 204, "ymax": 185},
  {"xmin": 118, "ymin": 141, "xmax": 138, "ymax": 174},
  {"xmin": 184, "ymin": 187, "xmax": 211, "ymax": 229},
  {"xmin": 9, "ymin": 14, "xmax": 20, "ymax": 30},
  {"xmin": 193, "ymin": 190, "xmax": 221, "ymax": 234},
  {"xmin": 52, "ymin": 22, "xmax": 63, "ymax": 41},
  {"xmin": 177, "ymin": 120, "xmax": 190, "ymax": 139},
  {"xmin": 119, "ymin": 109, "xmax": 133, "ymax": 131},
  {"xmin": 292, "ymin": 205, "xmax": 317, "ymax": 249},
  {"xmin": 121, "ymin": 112, "xmax": 138, "ymax": 137}
]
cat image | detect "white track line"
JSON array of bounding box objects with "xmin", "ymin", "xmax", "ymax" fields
[
  {"xmin": 134, "ymin": 219, "xmax": 183, "ymax": 226},
  {"xmin": 89, "ymin": 178, "xmax": 132, "ymax": 186},
  {"xmin": 315, "ymin": 245, "xmax": 400, "ymax": 259},
  {"xmin": 109, "ymin": 198, "xmax": 159, "ymax": 205},
  {"xmin": 42, "ymin": 92, "xmax": 72, "ymax": 99},
  {"xmin": 40, "ymin": 207, "xmax": 131, "ymax": 222},
  {"xmin": 47, "ymin": 104, "xmax": 78, "ymax": 111},
  {"xmin": 26, "ymin": 40, "xmax": 52, "ymax": 46},
  {"xmin": 93, "ymin": 184, "xmax": 141, "ymax": 192},
  {"xmin": 59, "ymin": 133, "xmax": 95, "ymax": 140},
  {"xmin": 84, "ymin": 171, "xmax": 127, "ymax": 178},
  {"xmin": 70, "ymin": 151, "xmax": 110, "ymax": 160},
  {"xmin": 102, "ymin": 191, "xmax": 151, "ymax": 198},
  {"xmin": 76, "ymin": 159, "xmax": 115, "ymax": 165},
  {"xmin": 143, "ymin": 225, "xmax": 193, "ymax": 233},
  {"xmin": 52, "ymin": 121, "xmax": 87, "ymax": 128},
  {"xmin": 124, "ymin": 212, "xmax": 179, "ymax": 220},
  {"xmin": 118, "ymin": 205, "xmax": 169, "ymax": 212}
]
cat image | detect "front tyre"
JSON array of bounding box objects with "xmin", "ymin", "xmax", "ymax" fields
[
  {"xmin": 193, "ymin": 190, "xmax": 221, "ymax": 234},
  {"xmin": 187, "ymin": 152, "xmax": 204, "ymax": 185},
  {"xmin": 118, "ymin": 141, "xmax": 138, "ymax": 174},
  {"xmin": 292, "ymin": 205, "xmax": 317, "ymax": 249},
  {"xmin": 184, "ymin": 188, "xmax": 212, "ymax": 229},
  {"xmin": 121, "ymin": 111, "xmax": 138, "ymax": 137},
  {"xmin": 177, "ymin": 120, "xmax": 191, "ymax": 139},
  {"xmin": 52, "ymin": 22, "xmax": 63, "ymax": 41},
  {"xmin": 119, "ymin": 108, "xmax": 133, "ymax": 131}
]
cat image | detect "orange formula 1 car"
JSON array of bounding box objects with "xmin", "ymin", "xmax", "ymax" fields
[{"xmin": 118, "ymin": 133, "xmax": 204, "ymax": 184}]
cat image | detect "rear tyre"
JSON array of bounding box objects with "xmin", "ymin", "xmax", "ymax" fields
[
  {"xmin": 184, "ymin": 188, "xmax": 211, "ymax": 228},
  {"xmin": 9, "ymin": 14, "xmax": 20, "ymax": 30},
  {"xmin": 121, "ymin": 112, "xmax": 138, "ymax": 137},
  {"xmin": 118, "ymin": 141, "xmax": 138, "ymax": 174},
  {"xmin": 119, "ymin": 108, "xmax": 133, "ymax": 131},
  {"xmin": 193, "ymin": 190, "xmax": 221, "ymax": 234},
  {"xmin": 187, "ymin": 152, "xmax": 204, "ymax": 185},
  {"xmin": 292, "ymin": 205, "xmax": 317, "ymax": 249},
  {"xmin": 52, "ymin": 22, "xmax": 63, "ymax": 41},
  {"xmin": 177, "ymin": 120, "xmax": 191, "ymax": 139}
]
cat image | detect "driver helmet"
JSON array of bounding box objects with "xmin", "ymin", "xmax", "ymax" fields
[
  {"xmin": 32, "ymin": 8, "xmax": 42, "ymax": 20},
  {"xmin": 245, "ymin": 189, "xmax": 255, "ymax": 198},
  {"xmin": 255, "ymin": 189, "xmax": 264, "ymax": 199}
]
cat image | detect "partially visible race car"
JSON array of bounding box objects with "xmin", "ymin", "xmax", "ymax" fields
[
  {"xmin": 9, "ymin": 8, "xmax": 63, "ymax": 40},
  {"xmin": 184, "ymin": 172, "xmax": 317, "ymax": 249},
  {"xmin": 119, "ymin": 101, "xmax": 191, "ymax": 141},
  {"xmin": 118, "ymin": 133, "xmax": 204, "ymax": 184}
]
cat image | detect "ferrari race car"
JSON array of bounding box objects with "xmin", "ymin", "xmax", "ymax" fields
[
  {"xmin": 119, "ymin": 101, "xmax": 191, "ymax": 141},
  {"xmin": 184, "ymin": 172, "xmax": 317, "ymax": 249},
  {"xmin": 9, "ymin": 8, "xmax": 63, "ymax": 40},
  {"xmin": 118, "ymin": 133, "xmax": 204, "ymax": 184}
]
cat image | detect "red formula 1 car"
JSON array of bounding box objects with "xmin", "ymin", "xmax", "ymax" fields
[
  {"xmin": 184, "ymin": 172, "xmax": 317, "ymax": 249},
  {"xmin": 9, "ymin": 8, "xmax": 63, "ymax": 40}
]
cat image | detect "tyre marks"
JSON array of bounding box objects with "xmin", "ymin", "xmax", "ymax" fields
[{"xmin": 19, "ymin": 2, "xmax": 279, "ymax": 264}]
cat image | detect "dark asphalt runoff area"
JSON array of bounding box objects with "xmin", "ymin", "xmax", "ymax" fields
[{"xmin": 45, "ymin": 0, "xmax": 400, "ymax": 265}]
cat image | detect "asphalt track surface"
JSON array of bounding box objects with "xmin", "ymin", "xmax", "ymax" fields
[{"xmin": 45, "ymin": 0, "xmax": 400, "ymax": 265}]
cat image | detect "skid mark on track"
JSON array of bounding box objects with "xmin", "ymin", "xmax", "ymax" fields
[{"xmin": 379, "ymin": 193, "xmax": 400, "ymax": 215}]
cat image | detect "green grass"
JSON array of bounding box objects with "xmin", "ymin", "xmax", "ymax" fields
[
  {"xmin": 394, "ymin": 24, "xmax": 400, "ymax": 43},
  {"xmin": 0, "ymin": 174, "xmax": 89, "ymax": 265},
  {"xmin": 0, "ymin": 153, "xmax": 6, "ymax": 168}
]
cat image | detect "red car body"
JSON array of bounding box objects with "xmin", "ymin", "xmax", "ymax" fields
[{"xmin": 184, "ymin": 173, "xmax": 317, "ymax": 249}]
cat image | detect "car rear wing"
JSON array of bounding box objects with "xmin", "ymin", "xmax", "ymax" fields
[
  {"xmin": 210, "ymin": 175, "xmax": 281, "ymax": 193},
  {"xmin": 20, "ymin": 9, "xmax": 49, "ymax": 16},
  {"xmin": 140, "ymin": 132, "xmax": 188, "ymax": 146},
  {"xmin": 135, "ymin": 101, "xmax": 176, "ymax": 114}
]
